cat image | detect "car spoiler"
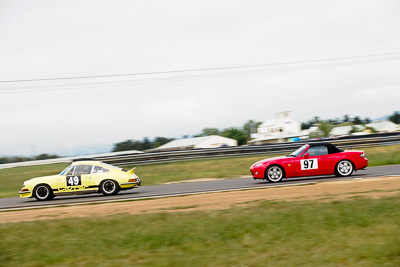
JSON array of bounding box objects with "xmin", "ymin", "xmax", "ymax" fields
[{"xmin": 127, "ymin": 167, "xmax": 136, "ymax": 174}]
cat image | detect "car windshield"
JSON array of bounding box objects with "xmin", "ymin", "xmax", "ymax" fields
[
  {"xmin": 59, "ymin": 165, "xmax": 72, "ymax": 175},
  {"xmin": 288, "ymin": 145, "xmax": 308, "ymax": 157}
]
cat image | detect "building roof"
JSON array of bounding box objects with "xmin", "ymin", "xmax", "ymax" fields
[
  {"xmin": 249, "ymin": 132, "xmax": 306, "ymax": 142},
  {"xmin": 155, "ymin": 136, "xmax": 216, "ymax": 150},
  {"xmin": 366, "ymin": 121, "xmax": 399, "ymax": 132},
  {"xmin": 329, "ymin": 126, "xmax": 353, "ymax": 136},
  {"xmin": 258, "ymin": 117, "xmax": 298, "ymax": 128},
  {"xmin": 258, "ymin": 111, "xmax": 298, "ymax": 128}
]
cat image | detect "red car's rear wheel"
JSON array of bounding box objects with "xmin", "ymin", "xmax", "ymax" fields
[{"xmin": 336, "ymin": 160, "xmax": 354, "ymax": 177}]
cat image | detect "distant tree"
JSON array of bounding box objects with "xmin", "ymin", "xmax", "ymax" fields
[
  {"xmin": 153, "ymin": 137, "xmax": 174, "ymax": 148},
  {"xmin": 364, "ymin": 117, "xmax": 372, "ymax": 124},
  {"xmin": 112, "ymin": 136, "xmax": 177, "ymax": 151},
  {"xmin": 301, "ymin": 122, "xmax": 312, "ymax": 130},
  {"xmin": 389, "ymin": 111, "xmax": 400, "ymax": 124},
  {"xmin": 221, "ymin": 128, "xmax": 247, "ymax": 146},
  {"xmin": 35, "ymin": 154, "xmax": 59, "ymax": 160},
  {"xmin": 242, "ymin": 120, "xmax": 262, "ymax": 136},
  {"xmin": 318, "ymin": 121, "xmax": 334, "ymax": 137},
  {"xmin": 142, "ymin": 137, "xmax": 152, "ymax": 150},
  {"xmin": 112, "ymin": 140, "xmax": 140, "ymax": 152},
  {"xmin": 197, "ymin": 128, "xmax": 220, "ymax": 137},
  {"xmin": 365, "ymin": 126, "xmax": 377, "ymax": 134},
  {"xmin": 352, "ymin": 116, "xmax": 362, "ymax": 125},
  {"xmin": 338, "ymin": 122, "xmax": 354, "ymax": 126},
  {"xmin": 332, "ymin": 118, "xmax": 341, "ymax": 125},
  {"xmin": 309, "ymin": 131, "xmax": 322, "ymax": 138},
  {"xmin": 350, "ymin": 126, "xmax": 363, "ymax": 134},
  {"xmin": 343, "ymin": 115, "xmax": 350, "ymax": 123}
]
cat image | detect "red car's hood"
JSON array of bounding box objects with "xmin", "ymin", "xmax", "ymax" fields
[{"xmin": 255, "ymin": 155, "xmax": 288, "ymax": 164}]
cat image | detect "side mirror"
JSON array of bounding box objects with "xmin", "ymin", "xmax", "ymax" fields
[{"xmin": 304, "ymin": 153, "xmax": 310, "ymax": 158}]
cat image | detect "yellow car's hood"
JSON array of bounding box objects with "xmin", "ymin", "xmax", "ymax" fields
[{"xmin": 25, "ymin": 175, "xmax": 60, "ymax": 184}]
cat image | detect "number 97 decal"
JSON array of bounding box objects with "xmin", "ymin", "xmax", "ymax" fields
[
  {"xmin": 66, "ymin": 175, "xmax": 81, "ymax": 186},
  {"xmin": 300, "ymin": 159, "xmax": 318, "ymax": 170}
]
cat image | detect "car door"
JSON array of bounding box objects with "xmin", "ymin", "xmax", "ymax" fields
[
  {"xmin": 90, "ymin": 165, "xmax": 111, "ymax": 186},
  {"xmin": 294, "ymin": 146, "xmax": 330, "ymax": 177},
  {"xmin": 57, "ymin": 165, "xmax": 93, "ymax": 192}
]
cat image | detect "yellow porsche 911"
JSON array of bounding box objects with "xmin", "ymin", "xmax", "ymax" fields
[{"xmin": 19, "ymin": 161, "xmax": 141, "ymax": 201}]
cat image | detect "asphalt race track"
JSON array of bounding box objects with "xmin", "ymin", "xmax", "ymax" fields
[{"xmin": 1, "ymin": 164, "xmax": 399, "ymax": 211}]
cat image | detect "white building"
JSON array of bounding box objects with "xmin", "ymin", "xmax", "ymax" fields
[
  {"xmin": 366, "ymin": 121, "xmax": 400, "ymax": 133},
  {"xmin": 249, "ymin": 111, "xmax": 305, "ymax": 144},
  {"xmin": 329, "ymin": 125, "xmax": 366, "ymax": 137},
  {"xmin": 152, "ymin": 135, "xmax": 238, "ymax": 151}
]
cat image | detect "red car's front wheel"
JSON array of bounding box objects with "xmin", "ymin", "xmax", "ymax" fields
[{"xmin": 265, "ymin": 165, "xmax": 284, "ymax": 182}]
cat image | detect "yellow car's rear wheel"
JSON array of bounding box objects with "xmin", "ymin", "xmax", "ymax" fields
[
  {"xmin": 33, "ymin": 184, "xmax": 54, "ymax": 201},
  {"xmin": 100, "ymin": 180, "xmax": 120, "ymax": 196}
]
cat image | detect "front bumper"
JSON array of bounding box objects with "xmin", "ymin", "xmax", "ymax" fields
[
  {"xmin": 250, "ymin": 167, "xmax": 265, "ymax": 179},
  {"xmin": 19, "ymin": 189, "xmax": 32, "ymax": 198}
]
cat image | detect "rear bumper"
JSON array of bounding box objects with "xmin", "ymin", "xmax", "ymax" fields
[
  {"xmin": 120, "ymin": 177, "xmax": 141, "ymax": 189},
  {"xmin": 120, "ymin": 182, "xmax": 139, "ymax": 189},
  {"xmin": 356, "ymin": 158, "xmax": 368, "ymax": 170}
]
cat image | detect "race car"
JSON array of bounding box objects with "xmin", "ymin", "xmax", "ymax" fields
[
  {"xmin": 19, "ymin": 161, "xmax": 141, "ymax": 201},
  {"xmin": 250, "ymin": 142, "xmax": 368, "ymax": 182}
]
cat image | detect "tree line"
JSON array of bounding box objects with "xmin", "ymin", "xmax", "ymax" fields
[
  {"xmin": 111, "ymin": 120, "xmax": 263, "ymax": 152},
  {"xmin": 1, "ymin": 112, "xmax": 398, "ymax": 163},
  {"xmin": 0, "ymin": 154, "xmax": 59, "ymax": 164},
  {"xmin": 112, "ymin": 111, "xmax": 399, "ymax": 152}
]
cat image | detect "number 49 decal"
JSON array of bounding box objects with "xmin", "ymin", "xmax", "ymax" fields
[
  {"xmin": 66, "ymin": 175, "xmax": 81, "ymax": 186},
  {"xmin": 300, "ymin": 159, "xmax": 318, "ymax": 170}
]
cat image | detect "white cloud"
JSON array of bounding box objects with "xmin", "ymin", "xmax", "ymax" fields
[{"xmin": 1, "ymin": 0, "xmax": 400, "ymax": 155}]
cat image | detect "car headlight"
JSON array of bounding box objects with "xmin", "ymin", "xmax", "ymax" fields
[
  {"xmin": 254, "ymin": 163, "xmax": 263, "ymax": 168},
  {"xmin": 360, "ymin": 152, "xmax": 365, "ymax": 158}
]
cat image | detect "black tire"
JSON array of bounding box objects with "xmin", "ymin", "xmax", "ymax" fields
[
  {"xmin": 100, "ymin": 180, "xmax": 120, "ymax": 196},
  {"xmin": 265, "ymin": 165, "xmax": 284, "ymax": 183},
  {"xmin": 335, "ymin": 160, "xmax": 354, "ymax": 177},
  {"xmin": 33, "ymin": 184, "xmax": 54, "ymax": 201}
]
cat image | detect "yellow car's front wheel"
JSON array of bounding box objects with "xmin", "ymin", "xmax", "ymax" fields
[
  {"xmin": 33, "ymin": 184, "xmax": 54, "ymax": 201},
  {"xmin": 100, "ymin": 180, "xmax": 120, "ymax": 196}
]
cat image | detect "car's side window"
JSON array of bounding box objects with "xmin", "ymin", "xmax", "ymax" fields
[
  {"xmin": 74, "ymin": 165, "xmax": 93, "ymax": 175},
  {"xmin": 306, "ymin": 146, "xmax": 328, "ymax": 157},
  {"xmin": 66, "ymin": 166, "xmax": 75, "ymax": 175},
  {"xmin": 92, "ymin": 166, "xmax": 109, "ymax": 174}
]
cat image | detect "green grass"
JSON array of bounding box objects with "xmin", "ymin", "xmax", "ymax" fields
[
  {"xmin": 1, "ymin": 195, "xmax": 400, "ymax": 266},
  {"xmin": 0, "ymin": 163, "xmax": 69, "ymax": 198},
  {"xmin": 1, "ymin": 144, "xmax": 399, "ymax": 198}
]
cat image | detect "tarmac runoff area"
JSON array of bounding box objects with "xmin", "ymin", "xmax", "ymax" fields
[{"xmin": 1, "ymin": 176, "xmax": 400, "ymax": 224}]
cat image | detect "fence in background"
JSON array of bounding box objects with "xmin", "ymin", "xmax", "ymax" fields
[{"xmin": 1, "ymin": 133, "xmax": 400, "ymax": 169}]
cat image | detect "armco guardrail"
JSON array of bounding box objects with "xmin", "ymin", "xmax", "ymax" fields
[
  {"xmin": 1, "ymin": 133, "xmax": 400, "ymax": 169},
  {"xmin": 98, "ymin": 134, "xmax": 400, "ymax": 166}
]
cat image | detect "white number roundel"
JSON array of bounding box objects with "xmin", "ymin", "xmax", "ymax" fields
[{"xmin": 300, "ymin": 159, "xmax": 318, "ymax": 170}]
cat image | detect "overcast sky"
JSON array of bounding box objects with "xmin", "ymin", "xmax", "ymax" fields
[{"xmin": 1, "ymin": 0, "xmax": 399, "ymax": 156}]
